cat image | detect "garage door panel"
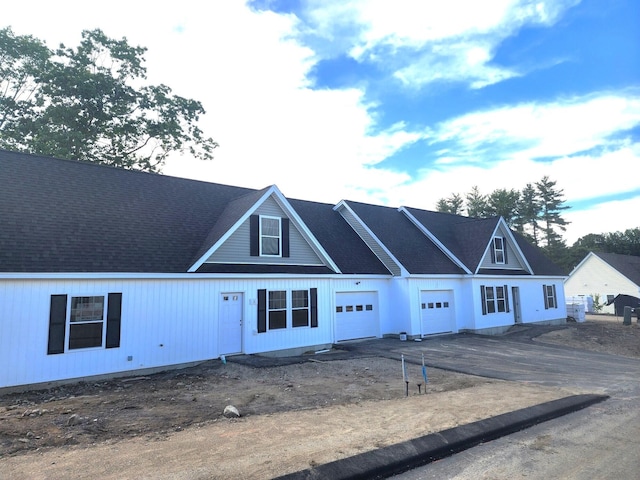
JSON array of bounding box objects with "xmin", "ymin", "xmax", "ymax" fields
[
  {"xmin": 421, "ymin": 290, "xmax": 454, "ymax": 335},
  {"xmin": 335, "ymin": 292, "xmax": 379, "ymax": 341}
]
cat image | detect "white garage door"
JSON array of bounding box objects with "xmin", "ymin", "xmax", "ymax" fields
[
  {"xmin": 421, "ymin": 290, "xmax": 454, "ymax": 335},
  {"xmin": 335, "ymin": 292, "xmax": 379, "ymax": 341}
]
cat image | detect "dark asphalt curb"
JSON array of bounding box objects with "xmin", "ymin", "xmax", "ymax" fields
[{"xmin": 274, "ymin": 393, "xmax": 609, "ymax": 480}]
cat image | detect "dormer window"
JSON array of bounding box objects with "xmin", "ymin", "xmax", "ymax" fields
[
  {"xmin": 492, "ymin": 237, "xmax": 506, "ymax": 264},
  {"xmin": 260, "ymin": 216, "xmax": 281, "ymax": 256},
  {"xmin": 250, "ymin": 214, "xmax": 290, "ymax": 258}
]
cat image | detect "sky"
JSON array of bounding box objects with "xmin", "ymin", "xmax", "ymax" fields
[{"xmin": 3, "ymin": 0, "xmax": 640, "ymax": 245}]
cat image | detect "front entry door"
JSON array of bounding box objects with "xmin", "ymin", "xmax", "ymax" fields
[
  {"xmin": 512, "ymin": 287, "xmax": 522, "ymax": 324},
  {"xmin": 219, "ymin": 293, "xmax": 243, "ymax": 355}
]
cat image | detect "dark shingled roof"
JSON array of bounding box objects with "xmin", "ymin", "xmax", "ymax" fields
[
  {"xmin": 0, "ymin": 150, "xmax": 563, "ymax": 277},
  {"xmin": 404, "ymin": 208, "xmax": 499, "ymax": 271},
  {"xmin": 344, "ymin": 201, "xmax": 466, "ymax": 275},
  {"xmin": 594, "ymin": 252, "xmax": 640, "ymax": 286},
  {"xmin": 289, "ymin": 199, "xmax": 392, "ymax": 275},
  {"xmin": 0, "ymin": 150, "xmax": 389, "ymax": 274},
  {"xmin": 512, "ymin": 232, "xmax": 566, "ymax": 276}
]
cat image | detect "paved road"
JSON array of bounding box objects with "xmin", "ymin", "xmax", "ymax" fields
[{"xmin": 343, "ymin": 327, "xmax": 640, "ymax": 479}]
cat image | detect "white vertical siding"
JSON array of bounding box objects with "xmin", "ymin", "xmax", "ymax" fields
[
  {"xmin": 470, "ymin": 278, "xmax": 566, "ymax": 330},
  {"xmin": 0, "ymin": 276, "xmax": 336, "ymax": 388},
  {"xmin": 405, "ymin": 278, "xmax": 464, "ymax": 336}
]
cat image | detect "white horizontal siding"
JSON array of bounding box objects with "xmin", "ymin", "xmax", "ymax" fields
[
  {"xmin": 207, "ymin": 197, "xmax": 324, "ymax": 266},
  {"xmin": 564, "ymin": 255, "xmax": 639, "ymax": 314},
  {"xmin": 478, "ymin": 232, "xmax": 525, "ymax": 270}
]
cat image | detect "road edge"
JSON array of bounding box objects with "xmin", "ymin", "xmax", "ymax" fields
[{"xmin": 274, "ymin": 393, "xmax": 609, "ymax": 480}]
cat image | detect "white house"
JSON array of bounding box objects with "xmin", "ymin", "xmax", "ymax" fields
[
  {"xmin": 0, "ymin": 150, "xmax": 567, "ymax": 389},
  {"xmin": 565, "ymin": 252, "xmax": 640, "ymax": 315}
]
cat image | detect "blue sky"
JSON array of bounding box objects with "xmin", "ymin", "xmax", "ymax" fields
[{"xmin": 3, "ymin": 0, "xmax": 639, "ymax": 244}]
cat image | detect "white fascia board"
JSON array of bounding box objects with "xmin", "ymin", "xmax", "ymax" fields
[
  {"xmin": 496, "ymin": 218, "xmax": 533, "ymax": 274},
  {"xmin": 334, "ymin": 201, "xmax": 409, "ymax": 277},
  {"xmin": 188, "ymin": 185, "xmax": 342, "ymax": 274},
  {"xmin": 0, "ymin": 272, "xmax": 389, "ymax": 281},
  {"xmin": 567, "ymin": 252, "xmax": 602, "ymax": 280},
  {"xmin": 474, "ymin": 218, "xmax": 532, "ymax": 275},
  {"xmin": 269, "ymin": 186, "xmax": 342, "ymax": 273},
  {"xmin": 187, "ymin": 186, "xmax": 279, "ymax": 273},
  {"xmin": 399, "ymin": 207, "xmax": 472, "ymax": 274}
]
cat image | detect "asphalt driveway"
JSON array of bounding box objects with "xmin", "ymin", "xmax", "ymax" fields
[
  {"xmin": 342, "ymin": 325, "xmax": 640, "ymax": 394},
  {"xmin": 334, "ymin": 325, "xmax": 640, "ymax": 480}
]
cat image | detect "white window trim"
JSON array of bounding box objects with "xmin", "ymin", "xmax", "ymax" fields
[
  {"xmin": 260, "ymin": 215, "xmax": 282, "ymax": 257},
  {"xmin": 267, "ymin": 290, "xmax": 287, "ymax": 330},
  {"xmin": 483, "ymin": 285, "xmax": 507, "ymax": 314},
  {"xmin": 266, "ymin": 289, "xmax": 312, "ymax": 330},
  {"xmin": 545, "ymin": 285, "xmax": 558, "ymax": 309},
  {"xmin": 65, "ymin": 294, "xmax": 108, "ymax": 351},
  {"xmin": 493, "ymin": 237, "xmax": 505, "ymax": 264},
  {"xmin": 292, "ymin": 289, "xmax": 310, "ymax": 328}
]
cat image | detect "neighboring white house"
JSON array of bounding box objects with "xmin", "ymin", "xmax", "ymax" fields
[
  {"xmin": 0, "ymin": 150, "xmax": 567, "ymax": 389},
  {"xmin": 564, "ymin": 252, "xmax": 640, "ymax": 314}
]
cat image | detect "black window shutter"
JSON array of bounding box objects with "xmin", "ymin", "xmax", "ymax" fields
[
  {"xmin": 543, "ymin": 284, "xmax": 549, "ymax": 309},
  {"xmin": 106, "ymin": 293, "xmax": 122, "ymax": 349},
  {"xmin": 257, "ymin": 289, "xmax": 267, "ymax": 333},
  {"xmin": 504, "ymin": 284, "xmax": 510, "ymax": 312},
  {"xmin": 310, "ymin": 288, "xmax": 318, "ymax": 328},
  {"xmin": 282, "ymin": 218, "xmax": 290, "ymax": 258},
  {"xmin": 48, "ymin": 295, "xmax": 67, "ymax": 354},
  {"xmin": 480, "ymin": 286, "xmax": 487, "ymax": 315},
  {"xmin": 250, "ymin": 215, "xmax": 259, "ymax": 256},
  {"xmin": 503, "ymin": 237, "xmax": 508, "ymax": 263},
  {"xmin": 490, "ymin": 242, "xmax": 496, "ymax": 264},
  {"xmin": 552, "ymin": 284, "xmax": 557, "ymax": 309}
]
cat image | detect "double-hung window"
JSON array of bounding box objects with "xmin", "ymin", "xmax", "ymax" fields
[
  {"xmin": 480, "ymin": 285, "xmax": 510, "ymax": 315},
  {"xmin": 250, "ymin": 214, "xmax": 290, "ymax": 258},
  {"xmin": 69, "ymin": 296, "xmax": 105, "ymax": 349},
  {"xmin": 268, "ymin": 290, "xmax": 287, "ymax": 329},
  {"xmin": 257, "ymin": 288, "xmax": 318, "ymax": 332},
  {"xmin": 292, "ymin": 290, "xmax": 309, "ymax": 327},
  {"xmin": 543, "ymin": 284, "xmax": 558, "ymax": 309},
  {"xmin": 48, "ymin": 293, "xmax": 122, "ymax": 354},
  {"xmin": 492, "ymin": 237, "xmax": 506, "ymax": 264},
  {"xmin": 260, "ymin": 216, "xmax": 281, "ymax": 256}
]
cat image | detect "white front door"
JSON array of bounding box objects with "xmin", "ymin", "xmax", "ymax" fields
[
  {"xmin": 512, "ymin": 287, "xmax": 522, "ymax": 323},
  {"xmin": 219, "ymin": 293, "xmax": 243, "ymax": 355},
  {"xmin": 420, "ymin": 290, "xmax": 455, "ymax": 335}
]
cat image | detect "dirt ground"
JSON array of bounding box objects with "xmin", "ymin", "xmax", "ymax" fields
[{"xmin": 1, "ymin": 316, "xmax": 638, "ymax": 479}]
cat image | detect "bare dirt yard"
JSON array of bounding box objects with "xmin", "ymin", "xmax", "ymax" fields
[{"xmin": 1, "ymin": 316, "xmax": 638, "ymax": 479}]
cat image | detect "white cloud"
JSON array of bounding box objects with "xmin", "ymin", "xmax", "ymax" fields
[
  {"xmin": 298, "ymin": 0, "xmax": 580, "ymax": 88},
  {"xmin": 564, "ymin": 196, "xmax": 640, "ymax": 245},
  {"xmin": 429, "ymin": 91, "xmax": 640, "ymax": 166},
  {"xmin": 2, "ymin": 0, "xmax": 636, "ymax": 248}
]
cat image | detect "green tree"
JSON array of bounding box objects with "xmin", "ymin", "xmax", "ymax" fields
[
  {"xmin": 0, "ymin": 28, "xmax": 50, "ymax": 142},
  {"xmin": 536, "ymin": 176, "xmax": 570, "ymax": 248},
  {"xmin": 0, "ymin": 27, "xmax": 217, "ymax": 172},
  {"xmin": 486, "ymin": 188, "xmax": 520, "ymax": 227},
  {"xmin": 465, "ymin": 186, "xmax": 488, "ymax": 218},
  {"xmin": 435, "ymin": 193, "xmax": 464, "ymax": 215},
  {"xmin": 515, "ymin": 183, "xmax": 541, "ymax": 244}
]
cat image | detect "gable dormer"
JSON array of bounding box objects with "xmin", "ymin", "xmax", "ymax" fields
[
  {"xmin": 477, "ymin": 220, "xmax": 533, "ymax": 274},
  {"xmin": 189, "ymin": 186, "xmax": 340, "ymax": 273}
]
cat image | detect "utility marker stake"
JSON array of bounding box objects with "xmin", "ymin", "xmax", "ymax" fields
[
  {"xmin": 421, "ymin": 353, "xmax": 428, "ymax": 386},
  {"xmin": 401, "ymin": 354, "xmax": 409, "ymax": 397}
]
